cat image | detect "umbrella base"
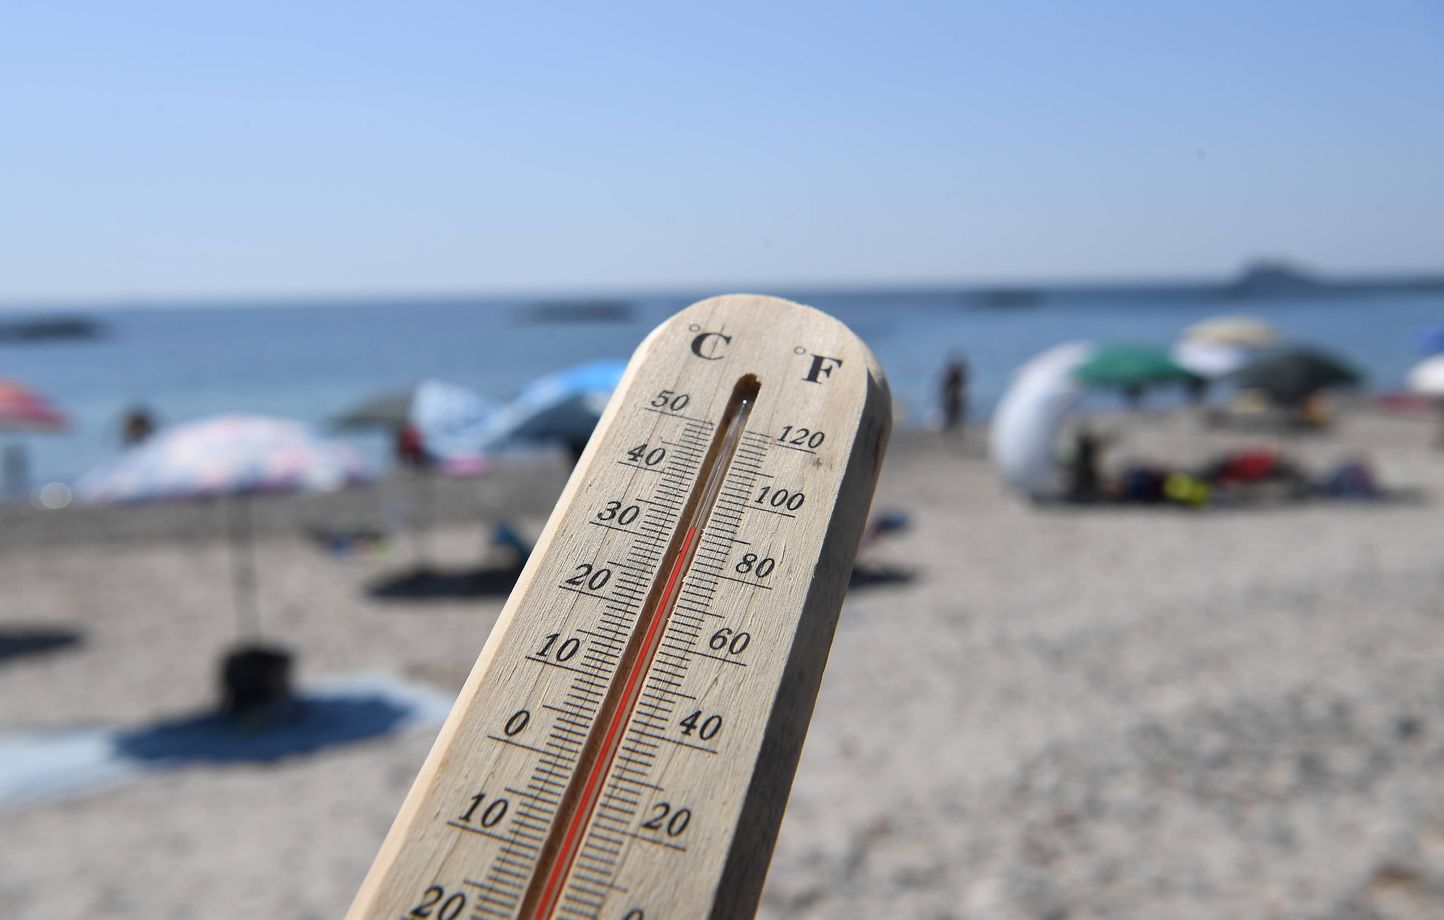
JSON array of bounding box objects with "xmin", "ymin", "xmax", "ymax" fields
[{"xmin": 220, "ymin": 643, "xmax": 294, "ymax": 720}]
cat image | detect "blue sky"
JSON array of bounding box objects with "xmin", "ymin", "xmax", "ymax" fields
[{"xmin": 2, "ymin": 1, "xmax": 1441, "ymax": 301}]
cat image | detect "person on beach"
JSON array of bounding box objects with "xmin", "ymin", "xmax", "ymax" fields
[
  {"xmin": 396, "ymin": 423, "xmax": 427, "ymax": 469},
  {"xmin": 121, "ymin": 405, "xmax": 156, "ymax": 446},
  {"xmin": 1068, "ymin": 423, "xmax": 1109, "ymax": 502},
  {"xmin": 941, "ymin": 354, "xmax": 969, "ymax": 433}
]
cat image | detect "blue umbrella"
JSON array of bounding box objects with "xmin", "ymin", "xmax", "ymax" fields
[
  {"xmin": 1416, "ymin": 324, "xmax": 1444, "ymax": 355},
  {"xmin": 481, "ymin": 360, "xmax": 627, "ymax": 454}
]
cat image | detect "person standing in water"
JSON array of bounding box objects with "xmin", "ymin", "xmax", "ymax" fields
[{"xmin": 941, "ymin": 354, "xmax": 969, "ymax": 435}]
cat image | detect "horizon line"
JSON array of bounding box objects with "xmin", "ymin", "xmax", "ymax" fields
[{"xmin": 2, "ymin": 262, "xmax": 1442, "ymax": 312}]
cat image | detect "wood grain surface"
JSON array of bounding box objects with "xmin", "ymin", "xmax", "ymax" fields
[{"xmin": 347, "ymin": 295, "xmax": 891, "ymax": 920}]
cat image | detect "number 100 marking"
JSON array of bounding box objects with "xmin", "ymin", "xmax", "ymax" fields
[{"xmin": 756, "ymin": 485, "xmax": 805, "ymax": 511}]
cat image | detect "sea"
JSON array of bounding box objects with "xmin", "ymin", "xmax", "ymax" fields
[{"xmin": 2, "ymin": 285, "xmax": 1441, "ymax": 488}]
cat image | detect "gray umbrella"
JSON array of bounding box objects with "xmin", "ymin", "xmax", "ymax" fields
[
  {"xmin": 332, "ymin": 389, "xmax": 414, "ymax": 430},
  {"xmin": 1231, "ymin": 348, "xmax": 1362, "ymax": 405}
]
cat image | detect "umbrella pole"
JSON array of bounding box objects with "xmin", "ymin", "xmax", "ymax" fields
[
  {"xmin": 1, "ymin": 441, "xmax": 27, "ymax": 499},
  {"xmin": 228, "ymin": 495, "xmax": 261, "ymax": 638},
  {"xmin": 412, "ymin": 467, "xmax": 432, "ymax": 570}
]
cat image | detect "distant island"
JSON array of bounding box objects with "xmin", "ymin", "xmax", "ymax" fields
[
  {"xmin": 963, "ymin": 260, "xmax": 1444, "ymax": 309},
  {"xmin": 518, "ymin": 300, "xmax": 633, "ymax": 324},
  {"xmin": 973, "ymin": 287, "xmax": 1044, "ymax": 309},
  {"xmin": 0, "ymin": 315, "xmax": 104, "ymax": 343},
  {"xmin": 1219, "ymin": 259, "xmax": 1444, "ymax": 300},
  {"xmin": 1221, "ymin": 260, "xmax": 1323, "ymax": 298}
]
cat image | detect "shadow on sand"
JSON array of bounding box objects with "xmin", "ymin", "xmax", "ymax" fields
[
  {"xmin": 849, "ymin": 564, "xmax": 917, "ymax": 590},
  {"xmin": 0, "ymin": 627, "xmax": 83, "ymax": 665},
  {"xmin": 366, "ymin": 564, "xmax": 524, "ymax": 602},
  {"xmin": 0, "ymin": 676, "xmax": 452, "ymax": 811},
  {"xmin": 114, "ymin": 695, "xmax": 416, "ymax": 765},
  {"xmin": 371, "ymin": 563, "xmax": 916, "ymax": 599}
]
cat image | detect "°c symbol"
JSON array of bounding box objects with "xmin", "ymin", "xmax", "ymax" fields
[{"xmin": 691, "ymin": 331, "xmax": 732, "ymax": 360}]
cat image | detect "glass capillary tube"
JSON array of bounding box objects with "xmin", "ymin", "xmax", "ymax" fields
[{"xmin": 522, "ymin": 376, "xmax": 761, "ymax": 920}]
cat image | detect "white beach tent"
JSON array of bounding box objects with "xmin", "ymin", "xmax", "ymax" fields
[
  {"xmin": 991, "ymin": 342, "xmax": 1095, "ymax": 501},
  {"xmin": 1407, "ymin": 354, "xmax": 1444, "ymax": 397},
  {"xmin": 409, "ymin": 379, "xmax": 497, "ymax": 465}
]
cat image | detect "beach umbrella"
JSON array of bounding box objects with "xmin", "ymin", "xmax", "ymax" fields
[
  {"xmin": 1407, "ymin": 355, "xmax": 1444, "ymax": 397},
  {"xmin": 332, "ymin": 379, "xmax": 498, "ymax": 439},
  {"xmin": 408, "ymin": 380, "xmax": 497, "ymax": 467},
  {"xmin": 1074, "ymin": 344, "xmax": 1199, "ymax": 391},
  {"xmin": 1171, "ymin": 340, "xmax": 1255, "ymax": 379},
  {"xmin": 1074, "ymin": 344, "xmax": 1203, "ymax": 469},
  {"xmin": 333, "ymin": 381, "xmax": 497, "ymax": 570},
  {"xmin": 1231, "ymin": 348, "xmax": 1362, "ymax": 405},
  {"xmin": 1417, "ymin": 324, "xmax": 1444, "ymax": 355},
  {"xmin": 333, "ymin": 381, "xmax": 496, "ymax": 454},
  {"xmin": 332, "ymin": 389, "xmax": 414, "ymax": 430},
  {"xmin": 335, "ymin": 380, "xmax": 497, "ymax": 466},
  {"xmin": 0, "ymin": 379, "xmax": 67, "ymax": 497},
  {"xmin": 480, "ymin": 359, "xmax": 627, "ymax": 453},
  {"xmin": 992, "ymin": 342, "xmax": 1095, "ymax": 501},
  {"xmin": 1175, "ymin": 317, "xmax": 1278, "ymax": 389},
  {"xmin": 398, "ymin": 381, "xmax": 495, "ymax": 567},
  {"xmin": 1409, "ymin": 356, "xmax": 1444, "ymax": 447},
  {"xmin": 0, "ymin": 379, "xmax": 66, "ymax": 431},
  {"xmin": 79, "ymin": 415, "xmax": 367, "ymax": 502},
  {"xmin": 1183, "ymin": 315, "xmax": 1280, "ymax": 349},
  {"xmin": 78, "ymin": 415, "xmax": 370, "ymax": 636}
]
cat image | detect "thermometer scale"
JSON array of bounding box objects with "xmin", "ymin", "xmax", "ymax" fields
[{"xmin": 349, "ymin": 295, "xmax": 891, "ymax": 920}]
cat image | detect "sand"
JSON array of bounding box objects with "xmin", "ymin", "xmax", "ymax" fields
[{"xmin": 2, "ymin": 412, "xmax": 1443, "ymax": 919}]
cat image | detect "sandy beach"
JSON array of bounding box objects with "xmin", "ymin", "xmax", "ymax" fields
[{"xmin": 3, "ymin": 412, "xmax": 1443, "ymax": 919}]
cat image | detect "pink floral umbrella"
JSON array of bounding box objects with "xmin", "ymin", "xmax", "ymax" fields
[
  {"xmin": 0, "ymin": 379, "xmax": 66, "ymax": 497},
  {"xmin": 0, "ymin": 379, "xmax": 66, "ymax": 431},
  {"xmin": 78, "ymin": 416, "xmax": 371, "ymax": 638}
]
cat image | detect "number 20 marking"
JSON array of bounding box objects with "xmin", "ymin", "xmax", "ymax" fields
[
  {"xmin": 408, "ymin": 886, "xmax": 465, "ymax": 920},
  {"xmin": 564, "ymin": 563, "xmax": 612, "ymax": 591},
  {"xmin": 641, "ymin": 802, "xmax": 692, "ymax": 837}
]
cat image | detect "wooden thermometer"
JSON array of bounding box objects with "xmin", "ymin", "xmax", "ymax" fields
[{"xmin": 349, "ymin": 295, "xmax": 891, "ymax": 920}]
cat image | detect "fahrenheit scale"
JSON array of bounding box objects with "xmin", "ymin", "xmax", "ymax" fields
[{"xmin": 348, "ymin": 295, "xmax": 891, "ymax": 920}]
